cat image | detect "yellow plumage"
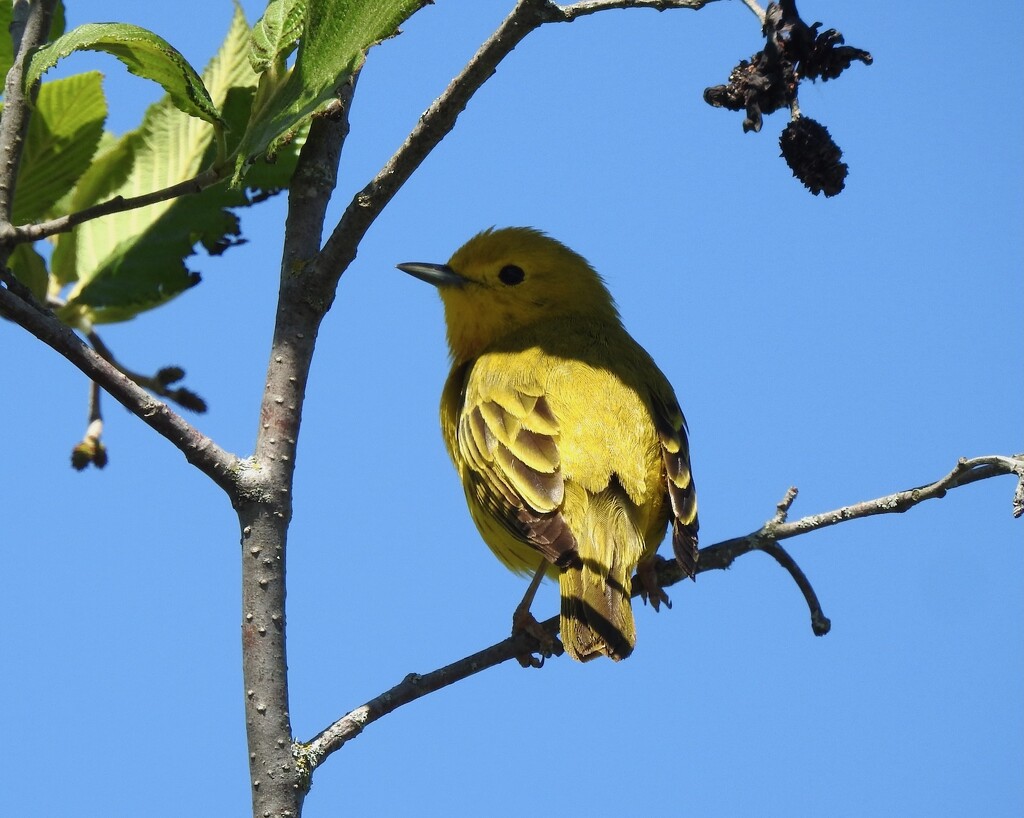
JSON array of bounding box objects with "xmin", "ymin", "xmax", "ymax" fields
[{"xmin": 399, "ymin": 227, "xmax": 697, "ymax": 661}]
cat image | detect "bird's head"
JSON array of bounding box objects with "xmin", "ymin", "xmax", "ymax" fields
[{"xmin": 398, "ymin": 227, "xmax": 620, "ymax": 362}]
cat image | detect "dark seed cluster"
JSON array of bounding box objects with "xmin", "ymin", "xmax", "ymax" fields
[
  {"xmin": 703, "ymin": 0, "xmax": 871, "ymax": 195},
  {"xmin": 780, "ymin": 116, "xmax": 847, "ymax": 198}
]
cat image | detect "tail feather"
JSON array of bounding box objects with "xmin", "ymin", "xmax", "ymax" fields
[
  {"xmin": 558, "ymin": 484, "xmax": 645, "ymax": 662},
  {"xmin": 560, "ymin": 558, "xmax": 635, "ymax": 661}
]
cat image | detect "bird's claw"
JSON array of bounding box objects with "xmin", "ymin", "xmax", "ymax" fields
[
  {"xmin": 512, "ymin": 609, "xmax": 562, "ymax": 668},
  {"xmin": 636, "ymin": 557, "xmax": 673, "ymax": 612}
]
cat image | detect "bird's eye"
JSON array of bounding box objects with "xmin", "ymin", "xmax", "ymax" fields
[{"xmin": 498, "ymin": 264, "xmax": 525, "ymax": 286}]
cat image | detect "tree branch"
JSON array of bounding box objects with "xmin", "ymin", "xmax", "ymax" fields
[
  {"xmin": 0, "ymin": 0, "xmax": 57, "ymax": 245},
  {"xmin": 313, "ymin": 0, "xmax": 715, "ymax": 293},
  {"xmin": 237, "ymin": 75, "xmax": 359, "ymax": 818},
  {"xmin": 672, "ymin": 454, "xmax": 1024, "ymax": 584},
  {"xmin": 557, "ymin": 0, "xmax": 715, "ymax": 17},
  {"xmin": 778, "ymin": 454, "xmax": 1024, "ymax": 534},
  {"xmin": 299, "ymin": 453, "xmax": 1023, "ymax": 769},
  {"xmin": 0, "ymin": 285, "xmax": 238, "ymax": 489}
]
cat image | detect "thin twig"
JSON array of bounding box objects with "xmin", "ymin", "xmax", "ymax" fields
[
  {"xmin": 314, "ymin": 0, "xmax": 716, "ymax": 289},
  {"xmin": 315, "ymin": 0, "xmax": 551, "ymax": 282},
  {"xmin": 8, "ymin": 168, "xmax": 223, "ymax": 245},
  {"xmin": 0, "ymin": 284, "xmax": 238, "ymax": 490},
  {"xmin": 752, "ymin": 485, "xmax": 830, "ymax": 634},
  {"xmin": 775, "ymin": 455, "xmax": 1024, "ymax": 539},
  {"xmin": 756, "ymin": 539, "xmax": 831, "ymax": 635},
  {"xmin": 300, "ymin": 453, "xmax": 1023, "ymax": 768},
  {"xmin": 86, "ymin": 329, "xmax": 207, "ymax": 412},
  {"xmin": 772, "ymin": 486, "xmax": 799, "ymax": 523},
  {"xmin": 558, "ymin": 0, "xmax": 715, "ymax": 17},
  {"xmin": 665, "ymin": 455, "xmax": 1024, "ymax": 587},
  {"xmin": 739, "ymin": 0, "xmax": 766, "ymax": 25}
]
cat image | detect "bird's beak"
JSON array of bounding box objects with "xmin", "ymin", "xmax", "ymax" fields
[{"xmin": 396, "ymin": 262, "xmax": 467, "ymax": 289}]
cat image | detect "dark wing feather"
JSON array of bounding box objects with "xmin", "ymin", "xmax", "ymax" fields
[{"xmin": 652, "ymin": 392, "xmax": 699, "ymax": 578}]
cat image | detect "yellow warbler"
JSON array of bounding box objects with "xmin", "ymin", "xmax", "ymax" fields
[{"xmin": 398, "ymin": 227, "xmax": 698, "ymax": 662}]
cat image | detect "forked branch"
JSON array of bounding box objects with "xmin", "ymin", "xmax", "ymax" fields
[{"xmin": 299, "ymin": 453, "xmax": 1023, "ymax": 770}]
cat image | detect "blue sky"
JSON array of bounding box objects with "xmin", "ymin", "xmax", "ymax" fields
[{"xmin": 2, "ymin": 1, "xmax": 1022, "ymax": 816}]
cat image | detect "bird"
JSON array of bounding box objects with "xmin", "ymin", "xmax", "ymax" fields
[{"xmin": 398, "ymin": 227, "xmax": 698, "ymax": 662}]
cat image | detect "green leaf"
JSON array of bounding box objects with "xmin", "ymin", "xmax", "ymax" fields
[
  {"xmin": 57, "ymin": 8, "xmax": 256, "ymax": 325},
  {"xmin": 50, "ymin": 2, "xmax": 67, "ymax": 41},
  {"xmin": 219, "ymin": 84, "xmax": 308, "ymax": 191},
  {"xmin": 235, "ymin": 0, "xmax": 424, "ymax": 175},
  {"xmin": 25, "ymin": 22, "xmax": 223, "ymax": 127},
  {"xmin": 13, "ymin": 71, "xmax": 106, "ymax": 224},
  {"xmin": 52, "ymin": 6, "xmax": 305, "ymax": 326},
  {"xmin": 250, "ymin": 0, "xmax": 306, "ymax": 74},
  {"xmin": 50, "ymin": 130, "xmax": 135, "ymax": 288},
  {"xmin": 57, "ymin": 213, "xmax": 204, "ymax": 326},
  {"xmin": 8, "ymin": 243, "xmax": 49, "ymax": 302}
]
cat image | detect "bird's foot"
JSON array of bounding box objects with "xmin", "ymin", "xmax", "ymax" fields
[
  {"xmin": 510, "ymin": 559, "xmax": 561, "ymax": 667},
  {"xmin": 636, "ymin": 556, "xmax": 673, "ymax": 612},
  {"xmin": 511, "ymin": 608, "xmax": 563, "ymax": 668}
]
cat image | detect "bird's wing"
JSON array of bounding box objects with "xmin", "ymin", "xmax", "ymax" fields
[
  {"xmin": 650, "ymin": 388, "xmax": 699, "ymax": 577},
  {"xmin": 455, "ymin": 366, "xmax": 580, "ymax": 569}
]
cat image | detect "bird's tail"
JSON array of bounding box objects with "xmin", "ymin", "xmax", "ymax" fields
[{"xmin": 558, "ymin": 485, "xmax": 645, "ymax": 662}]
